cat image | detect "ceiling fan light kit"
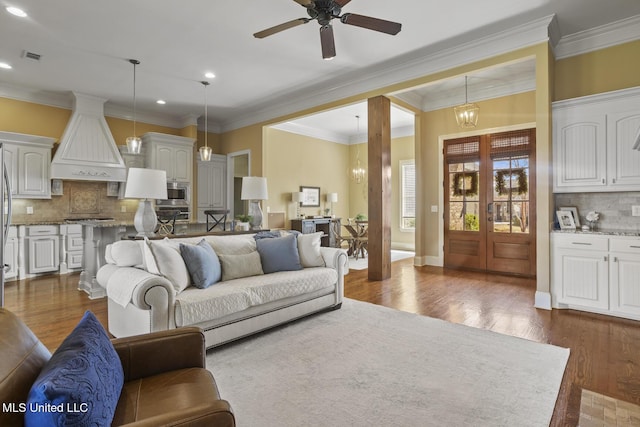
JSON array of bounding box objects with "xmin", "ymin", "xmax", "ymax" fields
[{"xmin": 254, "ymin": 0, "xmax": 401, "ymax": 59}]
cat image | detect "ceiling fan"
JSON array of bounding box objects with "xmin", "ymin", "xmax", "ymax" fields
[{"xmin": 253, "ymin": 0, "xmax": 402, "ymax": 60}]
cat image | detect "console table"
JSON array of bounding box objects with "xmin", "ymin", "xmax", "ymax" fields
[{"xmin": 291, "ymin": 218, "xmax": 341, "ymax": 248}]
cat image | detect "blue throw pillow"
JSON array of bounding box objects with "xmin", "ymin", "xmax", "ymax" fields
[
  {"xmin": 25, "ymin": 311, "xmax": 124, "ymax": 427},
  {"xmin": 256, "ymin": 233, "xmax": 303, "ymax": 274},
  {"xmin": 180, "ymin": 239, "xmax": 221, "ymax": 288}
]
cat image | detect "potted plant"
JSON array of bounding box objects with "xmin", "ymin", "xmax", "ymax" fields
[
  {"xmin": 235, "ymin": 214, "xmax": 252, "ymax": 231},
  {"xmin": 355, "ymin": 213, "xmax": 367, "ymax": 222}
]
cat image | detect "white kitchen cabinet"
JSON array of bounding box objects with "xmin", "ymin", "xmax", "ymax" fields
[
  {"xmin": 553, "ymin": 87, "xmax": 640, "ymax": 193},
  {"xmin": 4, "ymin": 226, "xmax": 19, "ymax": 279},
  {"xmin": 0, "ymin": 132, "xmax": 55, "ymax": 199},
  {"xmin": 609, "ymin": 238, "xmax": 640, "ymax": 317},
  {"xmin": 142, "ymin": 132, "xmax": 195, "ymax": 183},
  {"xmin": 59, "ymin": 224, "xmax": 83, "ymax": 271},
  {"xmin": 552, "ymin": 233, "xmax": 640, "ymax": 320},
  {"xmin": 26, "ymin": 225, "xmax": 60, "ymax": 274},
  {"xmin": 196, "ymin": 154, "xmax": 227, "ymax": 222},
  {"xmin": 552, "ymin": 233, "xmax": 609, "ymax": 311}
]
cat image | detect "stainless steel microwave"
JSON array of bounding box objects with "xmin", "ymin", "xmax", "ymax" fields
[{"xmin": 157, "ymin": 182, "xmax": 190, "ymax": 206}]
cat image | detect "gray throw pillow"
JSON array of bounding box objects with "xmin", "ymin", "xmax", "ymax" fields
[
  {"xmin": 256, "ymin": 234, "xmax": 303, "ymax": 274},
  {"xmin": 179, "ymin": 239, "xmax": 221, "ymax": 288}
]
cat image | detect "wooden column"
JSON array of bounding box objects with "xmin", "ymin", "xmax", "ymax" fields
[{"xmin": 367, "ymin": 96, "xmax": 392, "ymax": 281}]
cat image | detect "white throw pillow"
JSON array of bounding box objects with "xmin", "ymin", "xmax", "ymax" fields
[
  {"xmin": 146, "ymin": 238, "xmax": 191, "ymax": 293},
  {"xmin": 108, "ymin": 240, "xmax": 144, "ymax": 267},
  {"xmin": 297, "ymin": 232, "xmax": 325, "ymax": 268}
]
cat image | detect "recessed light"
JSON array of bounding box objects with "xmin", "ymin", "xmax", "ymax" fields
[
  {"xmin": 0, "ymin": 62, "xmax": 12, "ymax": 70},
  {"xmin": 156, "ymin": 99, "xmax": 166, "ymax": 105},
  {"xmin": 204, "ymin": 72, "xmax": 215, "ymax": 79},
  {"xmin": 6, "ymin": 6, "xmax": 27, "ymax": 17}
]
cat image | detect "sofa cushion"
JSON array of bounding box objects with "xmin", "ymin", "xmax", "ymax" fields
[
  {"xmin": 180, "ymin": 239, "xmax": 221, "ymax": 289},
  {"xmin": 218, "ymin": 251, "xmax": 264, "ymax": 281},
  {"xmin": 175, "ymin": 267, "xmax": 338, "ymax": 326},
  {"xmin": 106, "ymin": 240, "xmax": 144, "ymax": 267},
  {"xmin": 147, "ymin": 238, "xmax": 191, "ymax": 292},
  {"xmin": 297, "ymin": 232, "xmax": 326, "ymax": 268},
  {"xmin": 25, "ymin": 311, "xmax": 124, "ymax": 427},
  {"xmin": 256, "ymin": 234, "xmax": 303, "ymax": 274}
]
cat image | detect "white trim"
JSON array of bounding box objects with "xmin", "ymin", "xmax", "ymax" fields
[
  {"xmin": 414, "ymin": 255, "xmax": 443, "ymax": 267},
  {"xmin": 534, "ymin": 291, "xmax": 552, "ymax": 310},
  {"xmin": 221, "ymin": 16, "xmax": 556, "ymax": 133},
  {"xmin": 391, "ymin": 242, "xmax": 415, "ymax": 251},
  {"xmin": 555, "ymin": 14, "xmax": 640, "ymax": 60},
  {"xmin": 271, "ymin": 122, "xmax": 349, "ymax": 144}
]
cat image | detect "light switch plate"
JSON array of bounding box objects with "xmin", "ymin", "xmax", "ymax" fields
[
  {"xmin": 632, "ymin": 205, "xmax": 640, "ymax": 217},
  {"xmin": 26, "ymin": 206, "xmax": 33, "ymax": 214},
  {"xmin": 431, "ymin": 205, "xmax": 438, "ymax": 213}
]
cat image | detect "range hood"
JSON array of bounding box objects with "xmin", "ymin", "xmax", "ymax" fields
[{"xmin": 51, "ymin": 92, "xmax": 126, "ymax": 182}]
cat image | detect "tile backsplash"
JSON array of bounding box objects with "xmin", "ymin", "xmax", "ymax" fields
[
  {"xmin": 11, "ymin": 181, "xmax": 138, "ymax": 224},
  {"xmin": 554, "ymin": 191, "xmax": 640, "ymax": 231}
]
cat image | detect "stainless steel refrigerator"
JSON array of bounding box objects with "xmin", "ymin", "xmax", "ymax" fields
[{"xmin": 1, "ymin": 143, "xmax": 12, "ymax": 307}]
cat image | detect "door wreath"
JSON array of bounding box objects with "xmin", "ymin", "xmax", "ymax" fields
[
  {"xmin": 495, "ymin": 168, "xmax": 528, "ymax": 196},
  {"xmin": 452, "ymin": 172, "xmax": 479, "ymax": 197}
]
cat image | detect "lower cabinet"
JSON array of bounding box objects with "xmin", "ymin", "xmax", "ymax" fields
[
  {"xmin": 5, "ymin": 226, "xmax": 19, "ymax": 279},
  {"xmin": 26, "ymin": 225, "xmax": 60, "ymax": 274},
  {"xmin": 551, "ymin": 233, "xmax": 640, "ymax": 320}
]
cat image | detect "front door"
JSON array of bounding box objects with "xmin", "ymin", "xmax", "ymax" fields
[{"xmin": 444, "ymin": 129, "xmax": 536, "ymax": 277}]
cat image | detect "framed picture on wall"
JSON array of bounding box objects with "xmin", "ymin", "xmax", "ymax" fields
[{"xmin": 300, "ymin": 186, "xmax": 320, "ymax": 207}]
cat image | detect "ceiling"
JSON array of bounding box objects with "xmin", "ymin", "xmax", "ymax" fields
[{"xmin": 1, "ymin": 0, "xmax": 639, "ymax": 139}]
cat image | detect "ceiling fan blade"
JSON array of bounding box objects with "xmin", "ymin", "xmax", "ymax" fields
[
  {"xmin": 294, "ymin": 0, "xmax": 315, "ymax": 8},
  {"xmin": 254, "ymin": 18, "xmax": 309, "ymax": 38},
  {"xmin": 320, "ymin": 25, "xmax": 336, "ymax": 60},
  {"xmin": 340, "ymin": 13, "xmax": 402, "ymax": 35},
  {"xmin": 334, "ymin": 0, "xmax": 352, "ymax": 6}
]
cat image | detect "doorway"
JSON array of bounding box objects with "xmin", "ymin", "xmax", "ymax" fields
[
  {"xmin": 226, "ymin": 150, "xmax": 251, "ymax": 218},
  {"xmin": 443, "ymin": 129, "xmax": 536, "ymax": 277}
]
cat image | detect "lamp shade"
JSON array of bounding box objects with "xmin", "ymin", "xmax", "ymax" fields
[
  {"xmin": 327, "ymin": 192, "xmax": 338, "ymax": 203},
  {"xmin": 292, "ymin": 192, "xmax": 304, "ymax": 202},
  {"xmin": 124, "ymin": 168, "xmax": 167, "ymax": 199},
  {"xmin": 241, "ymin": 177, "xmax": 268, "ymax": 200}
]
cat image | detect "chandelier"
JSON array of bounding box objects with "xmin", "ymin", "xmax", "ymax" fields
[
  {"xmin": 454, "ymin": 75, "xmax": 479, "ymax": 128},
  {"xmin": 351, "ymin": 115, "xmax": 366, "ymax": 183}
]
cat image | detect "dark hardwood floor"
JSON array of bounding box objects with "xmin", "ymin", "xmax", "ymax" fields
[{"xmin": 4, "ymin": 260, "xmax": 640, "ymax": 426}]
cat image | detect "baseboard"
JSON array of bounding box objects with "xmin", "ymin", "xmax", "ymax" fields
[
  {"xmin": 534, "ymin": 291, "xmax": 552, "ymax": 310},
  {"xmin": 414, "ymin": 255, "xmax": 443, "ymax": 267},
  {"xmin": 391, "ymin": 242, "xmax": 415, "ymax": 251}
]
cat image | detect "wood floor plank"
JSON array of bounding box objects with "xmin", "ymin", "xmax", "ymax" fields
[{"xmin": 4, "ymin": 259, "xmax": 640, "ymax": 426}]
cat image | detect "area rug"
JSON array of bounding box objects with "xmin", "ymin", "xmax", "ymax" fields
[
  {"xmin": 207, "ymin": 299, "xmax": 569, "ymax": 426},
  {"xmin": 579, "ymin": 389, "xmax": 640, "ymax": 426},
  {"xmin": 348, "ymin": 249, "xmax": 414, "ymax": 270}
]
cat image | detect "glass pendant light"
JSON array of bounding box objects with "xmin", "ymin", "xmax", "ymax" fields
[
  {"xmin": 199, "ymin": 81, "xmax": 212, "ymax": 161},
  {"xmin": 454, "ymin": 76, "xmax": 479, "ymax": 128},
  {"xmin": 126, "ymin": 59, "xmax": 142, "ymax": 154}
]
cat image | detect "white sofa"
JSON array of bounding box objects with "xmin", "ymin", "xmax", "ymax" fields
[{"xmin": 97, "ymin": 232, "xmax": 348, "ymax": 349}]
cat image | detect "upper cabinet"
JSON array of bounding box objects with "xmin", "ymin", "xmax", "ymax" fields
[
  {"xmin": 0, "ymin": 132, "xmax": 55, "ymax": 199},
  {"xmin": 196, "ymin": 154, "xmax": 227, "ymax": 222},
  {"xmin": 142, "ymin": 132, "xmax": 195, "ymax": 183},
  {"xmin": 553, "ymin": 87, "xmax": 640, "ymax": 193}
]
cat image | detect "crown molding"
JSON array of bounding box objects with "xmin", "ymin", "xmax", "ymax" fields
[
  {"xmin": 555, "ymin": 14, "xmax": 640, "ymax": 59},
  {"xmin": 271, "ymin": 122, "xmax": 349, "ymax": 144},
  {"xmin": 221, "ymin": 15, "xmax": 556, "ymax": 133}
]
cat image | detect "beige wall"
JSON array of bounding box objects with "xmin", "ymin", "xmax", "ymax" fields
[
  {"xmin": 555, "ymin": 39, "xmax": 640, "ymax": 101},
  {"xmin": 219, "ymin": 124, "xmax": 263, "ymax": 176},
  {"xmin": 348, "ymin": 136, "xmax": 415, "ymax": 250},
  {"xmin": 263, "ymin": 127, "xmax": 350, "ymax": 226}
]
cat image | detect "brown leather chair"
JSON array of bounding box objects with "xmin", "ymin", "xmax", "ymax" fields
[{"xmin": 0, "ymin": 308, "xmax": 235, "ymax": 426}]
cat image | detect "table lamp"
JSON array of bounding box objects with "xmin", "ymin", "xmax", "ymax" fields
[
  {"xmin": 241, "ymin": 177, "xmax": 268, "ymax": 230},
  {"xmin": 292, "ymin": 192, "xmax": 304, "ymax": 219},
  {"xmin": 327, "ymin": 192, "xmax": 338, "ymax": 216},
  {"xmin": 124, "ymin": 168, "xmax": 168, "ymax": 236}
]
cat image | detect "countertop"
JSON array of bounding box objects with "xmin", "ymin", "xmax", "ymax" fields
[{"xmin": 552, "ymin": 228, "xmax": 640, "ymax": 237}]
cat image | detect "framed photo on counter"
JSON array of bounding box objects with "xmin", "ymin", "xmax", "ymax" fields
[
  {"xmin": 557, "ymin": 210, "xmax": 576, "ymax": 230},
  {"xmin": 559, "ymin": 206, "xmax": 580, "ymax": 227}
]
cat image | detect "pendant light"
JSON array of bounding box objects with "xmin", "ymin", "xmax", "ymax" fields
[
  {"xmin": 199, "ymin": 81, "xmax": 212, "ymax": 161},
  {"xmin": 351, "ymin": 115, "xmax": 365, "ymax": 183},
  {"xmin": 126, "ymin": 59, "xmax": 142, "ymax": 154},
  {"xmin": 454, "ymin": 75, "xmax": 479, "ymax": 128}
]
